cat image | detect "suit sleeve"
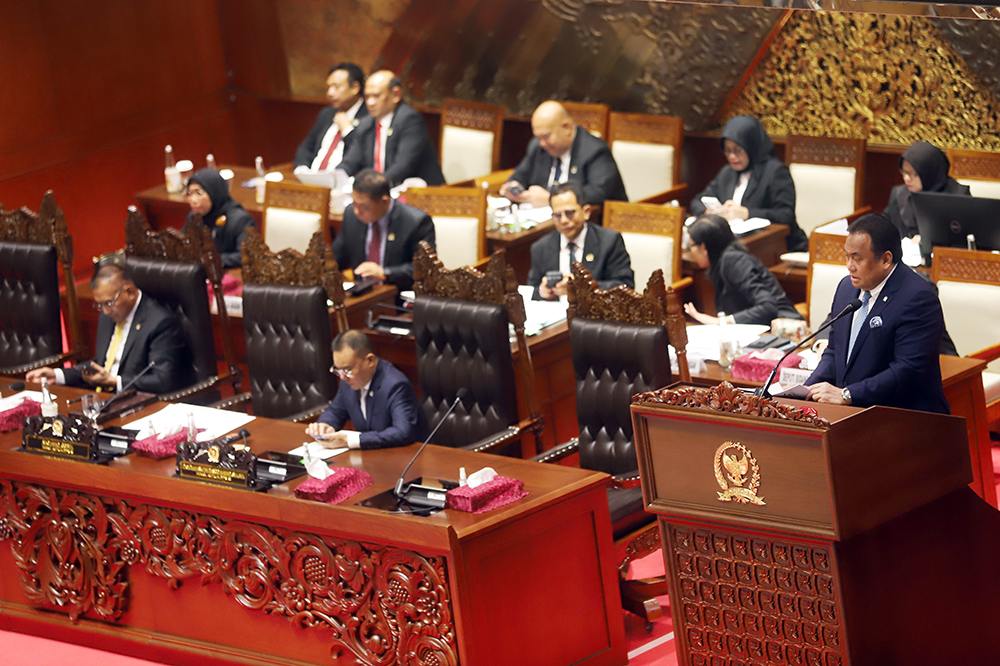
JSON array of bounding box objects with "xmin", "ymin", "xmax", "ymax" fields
[
  {"xmin": 294, "ymin": 109, "xmax": 331, "ymax": 167},
  {"xmin": 509, "ymin": 140, "xmax": 541, "ymax": 188},
  {"xmin": 846, "ymin": 286, "xmax": 944, "ymax": 409},
  {"xmin": 384, "ymin": 112, "xmax": 433, "ymax": 188},
  {"xmin": 317, "ymin": 385, "xmax": 350, "ymax": 431},
  {"xmin": 527, "ymin": 237, "xmax": 553, "ymax": 300},
  {"xmin": 747, "ymin": 162, "xmax": 796, "ymax": 227},
  {"xmin": 331, "ymin": 211, "xmax": 354, "ymax": 270},
  {"xmin": 131, "ymin": 316, "xmax": 189, "ymax": 394},
  {"xmin": 358, "ymin": 380, "xmax": 424, "ymax": 450},
  {"xmin": 581, "ymin": 144, "xmax": 627, "ymax": 205},
  {"xmin": 382, "ymin": 211, "xmax": 434, "ymax": 291},
  {"xmin": 689, "ymin": 168, "xmax": 729, "ymax": 216},
  {"xmin": 723, "ymin": 253, "xmax": 781, "ymax": 325},
  {"xmin": 337, "ymin": 122, "xmax": 368, "ymax": 177},
  {"xmin": 595, "ymin": 232, "xmax": 635, "ymax": 290}
]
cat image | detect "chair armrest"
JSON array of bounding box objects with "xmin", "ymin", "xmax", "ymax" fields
[
  {"xmin": 285, "ymin": 404, "xmax": 327, "ymax": 424},
  {"xmin": 474, "ymin": 169, "xmax": 516, "ymax": 196},
  {"xmin": 462, "ymin": 415, "xmax": 545, "ymax": 455},
  {"xmin": 609, "ymin": 471, "xmax": 642, "ymax": 490},
  {"xmin": 529, "ymin": 438, "xmax": 579, "ymax": 463},
  {"xmin": 159, "ymin": 371, "xmax": 242, "ymax": 403},
  {"xmin": 794, "ymin": 302, "xmax": 808, "ymax": 319},
  {"xmin": 971, "ymin": 342, "xmax": 1000, "ymax": 364},
  {"xmin": 1, "ymin": 349, "xmax": 89, "ymax": 377},
  {"xmin": 670, "ymin": 276, "xmax": 693, "ymax": 292},
  {"xmin": 637, "ymin": 183, "xmax": 688, "ymax": 205},
  {"xmin": 211, "ymin": 392, "xmax": 252, "ymax": 412}
]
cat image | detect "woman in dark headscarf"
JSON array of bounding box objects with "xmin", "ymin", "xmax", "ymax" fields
[
  {"xmin": 883, "ymin": 141, "xmax": 970, "ymax": 239},
  {"xmin": 182, "ymin": 168, "xmax": 256, "ymax": 268},
  {"xmin": 683, "ymin": 214, "xmax": 803, "ymax": 326},
  {"xmin": 689, "ymin": 115, "xmax": 807, "ymax": 252}
]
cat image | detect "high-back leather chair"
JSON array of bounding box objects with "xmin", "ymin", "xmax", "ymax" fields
[
  {"xmin": 412, "ymin": 242, "xmax": 544, "ymax": 457},
  {"xmin": 608, "ymin": 112, "xmax": 686, "ymax": 203},
  {"xmin": 439, "ymin": 98, "xmax": 504, "ymax": 184},
  {"xmin": 533, "ymin": 264, "xmax": 687, "ymax": 625},
  {"xmin": 406, "ymin": 187, "xmax": 487, "ymax": 270},
  {"xmin": 946, "ymin": 148, "xmax": 1000, "ymax": 199},
  {"xmin": 124, "ymin": 207, "xmax": 241, "ymax": 403},
  {"xmin": 217, "ymin": 228, "xmax": 344, "ymax": 421},
  {"xmin": 263, "ymin": 180, "xmax": 331, "ymax": 255},
  {"xmin": 0, "ymin": 191, "xmax": 85, "ymax": 376}
]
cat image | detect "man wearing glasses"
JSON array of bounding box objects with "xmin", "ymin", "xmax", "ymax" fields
[
  {"xmin": 26, "ymin": 260, "xmax": 191, "ymax": 393},
  {"xmin": 306, "ymin": 330, "xmax": 429, "ymax": 449},
  {"xmin": 526, "ymin": 181, "xmax": 634, "ymax": 300}
]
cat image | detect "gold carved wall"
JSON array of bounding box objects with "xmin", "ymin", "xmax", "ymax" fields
[{"xmin": 725, "ymin": 12, "xmax": 1000, "ymax": 150}]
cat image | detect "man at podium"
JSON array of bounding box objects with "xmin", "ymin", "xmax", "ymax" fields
[{"xmin": 806, "ymin": 213, "xmax": 950, "ymax": 414}]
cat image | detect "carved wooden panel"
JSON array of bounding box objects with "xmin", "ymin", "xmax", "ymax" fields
[
  {"xmin": 569, "ymin": 264, "xmax": 668, "ymax": 327},
  {"xmin": 264, "ymin": 181, "xmax": 330, "ymax": 215},
  {"xmin": 935, "ymin": 18, "xmax": 1000, "ymax": 106},
  {"xmin": 442, "ymin": 98, "xmax": 503, "ymax": 133},
  {"xmin": 931, "ymin": 247, "xmax": 1000, "ymax": 287},
  {"xmin": 562, "ymin": 101, "xmax": 610, "ymax": 138},
  {"xmin": 0, "ymin": 480, "xmax": 458, "ymax": 666},
  {"xmin": 406, "ymin": 188, "xmax": 485, "ymax": 219},
  {"xmin": 785, "ymin": 136, "xmax": 865, "ymax": 169},
  {"xmin": 604, "ymin": 203, "xmax": 683, "ymax": 237},
  {"xmin": 0, "ymin": 191, "xmax": 73, "ymax": 266},
  {"xmin": 809, "ymin": 232, "xmax": 846, "ymax": 267},
  {"xmin": 633, "ymin": 381, "xmax": 831, "ymax": 429},
  {"xmin": 607, "ymin": 112, "xmax": 683, "ymax": 147},
  {"xmin": 242, "ymin": 228, "xmax": 345, "ymax": 307},
  {"xmin": 946, "ymin": 148, "xmax": 1000, "ymax": 181},
  {"xmin": 125, "ymin": 206, "xmax": 212, "ymax": 265},
  {"xmin": 665, "ymin": 520, "xmax": 844, "ymax": 666}
]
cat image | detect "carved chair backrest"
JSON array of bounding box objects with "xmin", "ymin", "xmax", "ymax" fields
[
  {"xmin": 931, "ymin": 246, "xmax": 1000, "ymax": 372},
  {"xmin": 608, "ymin": 113, "xmax": 684, "ymax": 202},
  {"xmin": 405, "ymin": 187, "xmax": 487, "ymax": 270},
  {"xmin": 785, "ymin": 135, "xmax": 866, "ymax": 237},
  {"xmin": 562, "ymin": 101, "xmax": 610, "ymax": 139},
  {"xmin": 440, "ymin": 98, "xmax": 504, "ymax": 183},
  {"xmin": 262, "ymin": 180, "xmax": 332, "ymax": 254}
]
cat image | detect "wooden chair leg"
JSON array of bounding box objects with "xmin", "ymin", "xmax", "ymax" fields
[{"xmin": 620, "ymin": 577, "xmax": 665, "ymax": 625}]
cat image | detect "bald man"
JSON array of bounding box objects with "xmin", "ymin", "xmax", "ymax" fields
[
  {"xmin": 500, "ymin": 101, "xmax": 627, "ymax": 208},
  {"xmin": 338, "ymin": 70, "xmax": 445, "ymax": 187}
]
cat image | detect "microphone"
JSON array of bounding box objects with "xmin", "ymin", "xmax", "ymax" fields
[
  {"xmin": 96, "ymin": 361, "xmax": 156, "ymax": 419},
  {"xmin": 755, "ymin": 298, "xmax": 862, "ymax": 400},
  {"xmin": 393, "ymin": 388, "xmax": 468, "ymax": 502},
  {"xmin": 213, "ymin": 428, "xmax": 251, "ymax": 448},
  {"xmin": 2, "ymin": 381, "xmax": 25, "ymax": 391}
]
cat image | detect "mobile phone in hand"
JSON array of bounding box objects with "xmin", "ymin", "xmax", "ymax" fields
[
  {"xmin": 545, "ymin": 270, "xmax": 563, "ymax": 288},
  {"xmin": 506, "ymin": 183, "xmax": 524, "ymax": 198}
]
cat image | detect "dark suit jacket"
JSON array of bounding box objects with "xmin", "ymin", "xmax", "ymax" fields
[
  {"xmin": 711, "ymin": 246, "xmax": 802, "ymax": 325},
  {"xmin": 337, "ymin": 103, "xmax": 445, "ymax": 186},
  {"xmin": 64, "ymin": 294, "xmax": 193, "ymax": 394},
  {"xmin": 182, "ymin": 207, "xmax": 255, "ymax": 269},
  {"xmin": 689, "ymin": 158, "xmax": 808, "ymax": 252},
  {"xmin": 806, "ymin": 266, "xmax": 950, "ymax": 414},
  {"xmin": 331, "ymin": 200, "xmax": 435, "ymax": 291},
  {"xmin": 509, "ymin": 128, "xmax": 628, "ymax": 205},
  {"xmin": 317, "ymin": 359, "xmax": 430, "ymax": 450},
  {"xmin": 294, "ymin": 104, "xmax": 370, "ymax": 168},
  {"xmin": 527, "ymin": 223, "xmax": 634, "ymax": 299}
]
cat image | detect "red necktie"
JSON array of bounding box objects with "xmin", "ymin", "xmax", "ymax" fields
[
  {"xmin": 367, "ymin": 222, "xmax": 382, "ymax": 265},
  {"xmin": 316, "ymin": 130, "xmax": 343, "ymax": 171},
  {"xmin": 374, "ymin": 122, "xmax": 383, "ymax": 172}
]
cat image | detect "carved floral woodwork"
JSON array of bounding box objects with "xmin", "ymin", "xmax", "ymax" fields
[
  {"xmin": 947, "ymin": 149, "xmax": 1000, "ymax": 181},
  {"xmin": 809, "ymin": 232, "xmax": 847, "ymax": 266},
  {"xmin": 726, "ymin": 11, "xmax": 1000, "ymax": 150},
  {"xmin": 125, "ymin": 207, "xmax": 210, "ymax": 265},
  {"xmin": 633, "ymin": 381, "xmax": 831, "ymax": 429},
  {"xmin": 569, "ymin": 264, "xmax": 667, "ymax": 327},
  {"xmin": 241, "ymin": 228, "xmax": 346, "ymax": 312},
  {"xmin": 0, "ymin": 480, "xmax": 458, "ymax": 666},
  {"xmin": 932, "ymin": 248, "xmax": 1000, "ymax": 287},
  {"xmin": 442, "ymin": 99, "xmax": 502, "ymax": 133},
  {"xmin": 619, "ymin": 524, "xmax": 662, "ymax": 577},
  {"xmin": 264, "ymin": 181, "xmax": 331, "ymax": 215}
]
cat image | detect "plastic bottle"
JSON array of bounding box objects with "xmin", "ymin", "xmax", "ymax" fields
[
  {"xmin": 206, "ymin": 153, "xmax": 217, "ymax": 171},
  {"xmin": 255, "ymin": 156, "xmax": 266, "ymax": 204},
  {"xmin": 718, "ymin": 311, "xmax": 737, "ymax": 369},
  {"xmin": 164, "ymin": 145, "xmax": 182, "ymax": 193},
  {"xmin": 40, "ymin": 377, "xmax": 58, "ymax": 418},
  {"xmin": 187, "ymin": 411, "xmax": 197, "ymax": 442}
]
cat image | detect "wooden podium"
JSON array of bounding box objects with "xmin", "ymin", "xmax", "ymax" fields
[{"xmin": 631, "ymin": 382, "xmax": 1000, "ymax": 666}]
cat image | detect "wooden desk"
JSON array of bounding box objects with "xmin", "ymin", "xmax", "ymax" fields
[
  {"xmin": 486, "ymin": 220, "xmax": 554, "ymax": 285},
  {"xmin": 0, "ymin": 394, "xmax": 626, "ymax": 666},
  {"xmin": 689, "ymin": 354, "xmax": 997, "ymax": 508},
  {"xmin": 768, "ymin": 260, "xmax": 808, "ymax": 304},
  {"xmin": 683, "ymin": 224, "xmax": 790, "ymax": 314}
]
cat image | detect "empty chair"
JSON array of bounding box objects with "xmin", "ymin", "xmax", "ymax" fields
[
  {"xmin": 947, "ymin": 148, "xmax": 1000, "ymax": 199},
  {"xmin": 786, "ymin": 135, "xmax": 866, "ymax": 238},
  {"xmin": 405, "ymin": 187, "xmax": 487, "ymax": 270},
  {"xmin": 608, "ymin": 112, "xmax": 685, "ymax": 203},
  {"xmin": 439, "ymin": 98, "xmax": 503, "ymax": 184},
  {"xmin": 603, "ymin": 201, "xmax": 687, "ymax": 291},
  {"xmin": 263, "ymin": 180, "xmax": 331, "ymax": 255}
]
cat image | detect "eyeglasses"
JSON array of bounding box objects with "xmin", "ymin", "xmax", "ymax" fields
[
  {"xmin": 93, "ymin": 286, "xmax": 124, "ymax": 311},
  {"xmin": 330, "ymin": 357, "xmax": 364, "ymax": 378},
  {"xmin": 723, "ymin": 145, "xmax": 747, "ymax": 157},
  {"xmin": 551, "ymin": 209, "xmax": 578, "ymax": 221}
]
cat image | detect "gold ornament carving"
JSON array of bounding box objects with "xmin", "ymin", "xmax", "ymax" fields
[
  {"xmin": 714, "ymin": 441, "xmax": 765, "ymax": 506},
  {"xmin": 726, "ymin": 12, "xmax": 1000, "ymax": 150}
]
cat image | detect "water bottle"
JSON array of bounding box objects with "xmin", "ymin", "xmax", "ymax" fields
[
  {"xmin": 40, "ymin": 377, "xmax": 58, "ymax": 418},
  {"xmin": 206, "ymin": 153, "xmax": 217, "ymax": 171},
  {"xmin": 164, "ymin": 145, "xmax": 183, "ymax": 194},
  {"xmin": 255, "ymin": 156, "xmax": 266, "ymax": 204}
]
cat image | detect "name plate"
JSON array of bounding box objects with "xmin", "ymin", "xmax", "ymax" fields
[
  {"xmin": 22, "ymin": 415, "xmax": 99, "ymax": 462},
  {"xmin": 24, "ymin": 434, "xmax": 92, "ymax": 460},
  {"xmin": 176, "ymin": 438, "xmax": 257, "ymax": 489},
  {"xmin": 178, "ymin": 460, "xmax": 251, "ymax": 487}
]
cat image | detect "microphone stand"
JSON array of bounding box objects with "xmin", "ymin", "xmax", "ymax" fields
[
  {"xmin": 393, "ymin": 389, "xmax": 468, "ymax": 504},
  {"xmin": 94, "ymin": 361, "xmax": 157, "ymax": 422}
]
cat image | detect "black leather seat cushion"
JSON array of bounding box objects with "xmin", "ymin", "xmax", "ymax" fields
[
  {"xmin": 0, "ymin": 242, "xmax": 61, "ymax": 371},
  {"xmin": 242, "ymin": 283, "xmax": 335, "ymax": 419},
  {"xmin": 608, "ymin": 485, "xmax": 648, "ymax": 541},
  {"xmin": 413, "ymin": 295, "xmax": 519, "ymax": 448}
]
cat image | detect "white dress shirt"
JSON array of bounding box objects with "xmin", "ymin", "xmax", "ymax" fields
[
  {"xmin": 547, "ymin": 127, "xmax": 576, "ymax": 188},
  {"xmin": 309, "ymin": 98, "xmax": 364, "ymax": 171},
  {"xmin": 559, "ymin": 224, "xmax": 588, "ymax": 276},
  {"xmin": 851, "ymin": 264, "xmax": 896, "ymax": 331},
  {"xmin": 55, "ymin": 291, "xmax": 143, "ymax": 391}
]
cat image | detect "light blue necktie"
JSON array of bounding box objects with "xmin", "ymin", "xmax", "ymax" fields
[{"xmin": 847, "ymin": 290, "xmax": 871, "ymax": 361}]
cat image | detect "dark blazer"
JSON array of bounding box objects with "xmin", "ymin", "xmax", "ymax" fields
[
  {"xmin": 337, "ymin": 102, "xmax": 445, "ymax": 186},
  {"xmin": 317, "ymin": 359, "xmax": 430, "ymax": 450},
  {"xmin": 509, "ymin": 128, "xmax": 628, "ymax": 205},
  {"xmin": 182, "ymin": 207, "xmax": 255, "ymax": 269},
  {"xmin": 689, "ymin": 158, "xmax": 808, "ymax": 252},
  {"xmin": 294, "ymin": 103, "xmax": 370, "ymax": 168},
  {"xmin": 806, "ymin": 266, "xmax": 950, "ymax": 414},
  {"xmin": 331, "ymin": 200, "xmax": 435, "ymax": 291},
  {"xmin": 711, "ymin": 246, "xmax": 802, "ymax": 325},
  {"xmin": 527, "ymin": 223, "xmax": 634, "ymax": 299},
  {"xmin": 64, "ymin": 295, "xmax": 193, "ymax": 394}
]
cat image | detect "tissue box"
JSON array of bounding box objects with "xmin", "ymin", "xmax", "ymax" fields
[
  {"xmin": 731, "ymin": 352, "xmax": 803, "ymax": 382},
  {"xmin": 446, "ymin": 476, "xmax": 528, "ymax": 514},
  {"xmin": 294, "ymin": 467, "xmax": 372, "ymax": 505},
  {"xmin": 132, "ymin": 432, "xmax": 188, "ymax": 460},
  {"xmin": 0, "ymin": 399, "xmax": 40, "ymax": 433}
]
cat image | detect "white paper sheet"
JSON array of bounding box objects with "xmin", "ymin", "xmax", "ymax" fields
[
  {"xmin": 121, "ymin": 403, "xmax": 255, "ymax": 442},
  {"xmin": 0, "ymin": 391, "xmax": 44, "ymax": 411},
  {"xmin": 288, "ymin": 441, "xmax": 349, "ymax": 460},
  {"xmin": 517, "ymin": 285, "xmax": 568, "ymax": 336},
  {"xmin": 684, "ymin": 324, "xmax": 770, "ymax": 362}
]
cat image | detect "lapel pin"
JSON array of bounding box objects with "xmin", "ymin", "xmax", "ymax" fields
[
  {"xmin": 387, "ymin": 127, "xmax": 393, "ymax": 137},
  {"xmin": 135, "ymin": 324, "xmax": 141, "ymax": 331},
  {"xmin": 570, "ymin": 165, "xmax": 578, "ymax": 174},
  {"xmin": 585, "ymin": 253, "xmax": 595, "ymax": 262},
  {"xmin": 387, "ymin": 232, "xmax": 396, "ymax": 241},
  {"xmin": 869, "ymin": 316, "xmax": 882, "ymax": 329},
  {"xmin": 352, "ymin": 118, "xmax": 359, "ymax": 126},
  {"xmin": 883, "ymin": 296, "xmax": 888, "ymax": 302}
]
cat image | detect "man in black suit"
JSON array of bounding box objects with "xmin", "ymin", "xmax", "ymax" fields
[
  {"xmin": 26, "ymin": 263, "xmax": 192, "ymax": 394},
  {"xmin": 337, "ymin": 70, "xmax": 445, "ymax": 187},
  {"xmin": 500, "ymin": 101, "xmax": 628, "ymax": 207},
  {"xmin": 294, "ymin": 63, "xmax": 369, "ymax": 171},
  {"xmin": 306, "ymin": 330, "xmax": 429, "ymax": 450},
  {"xmin": 527, "ymin": 181, "xmax": 634, "ymax": 300},
  {"xmin": 331, "ymin": 169, "xmax": 435, "ymax": 291}
]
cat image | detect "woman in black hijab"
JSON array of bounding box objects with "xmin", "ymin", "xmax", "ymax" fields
[
  {"xmin": 689, "ymin": 115, "xmax": 807, "ymax": 252},
  {"xmin": 883, "ymin": 141, "xmax": 970, "ymax": 239},
  {"xmin": 182, "ymin": 168, "xmax": 256, "ymax": 268},
  {"xmin": 683, "ymin": 214, "xmax": 803, "ymax": 326}
]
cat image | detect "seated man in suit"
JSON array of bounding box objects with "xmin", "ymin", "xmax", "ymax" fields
[
  {"xmin": 26, "ymin": 261, "xmax": 192, "ymax": 394},
  {"xmin": 500, "ymin": 100, "xmax": 628, "ymax": 208},
  {"xmin": 332, "ymin": 169, "xmax": 435, "ymax": 291},
  {"xmin": 337, "ymin": 70, "xmax": 445, "ymax": 187},
  {"xmin": 294, "ymin": 62, "xmax": 369, "ymax": 172},
  {"xmin": 306, "ymin": 330, "xmax": 430, "ymax": 450},
  {"xmin": 806, "ymin": 213, "xmax": 950, "ymax": 414},
  {"xmin": 527, "ymin": 181, "xmax": 634, "ymax": 300}
]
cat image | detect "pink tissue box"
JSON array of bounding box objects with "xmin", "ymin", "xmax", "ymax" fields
[
  {"xmin": 294, "ymin": 468, "xmax": 373, "ymax": 505},
  {"xmin": 132, "ymin": 431, "xmax": 188, "ymax": 459},
  {"xmin": 446, "ymin": 476, "xmax": 528, "ymax": 514},
  {"xmin": 731, "ymin": 352, "xmax": 803, "ymax": 382},
  {"xmin": 0, "ymin": 399, "xmax": 40, "ymax": 433}
]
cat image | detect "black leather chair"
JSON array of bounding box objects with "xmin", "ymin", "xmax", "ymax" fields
[
  {"xmin": 0, "ymin": 191, "xmax": 85, "ymax": 376},
  {"xmin": 216, "ymin": 228, "xmax": 343, "ymax": 421},
  {"xmin": 412, "ymin": 242, "xmax": 544, "ymax": 457},
  {"xmin": 533, "ymin": 263, "xmax": 687, "ymax": 628},
  {"xmin": 124, "ymin": 207, "xmax": 241, "ymax": 403}
]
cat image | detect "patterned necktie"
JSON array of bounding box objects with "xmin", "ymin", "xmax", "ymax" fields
[
  {"xmin": 373, "ymin": 122, "xmax": 383, "ymax": 172},
  {"xmin": 553, "ymin": 158, "xmax": 562, "ymax": 185},
  {"xmin": 367, "ymin": 221, "xmax": 382, "ymax": 266},
  {"xmin": 104, "ymin": 321, "xmax": 126, "ymax": 372},
  {"xmin": 847, "ymin": 290, "xmax": 871, "ymax": 361},
  {"xmin": 316, "ymin": 129, "xmax": 343, "ymax": 170},
  {"xmin": 567, "ymin": 241, "xmax": 577, "ymax": 265}
]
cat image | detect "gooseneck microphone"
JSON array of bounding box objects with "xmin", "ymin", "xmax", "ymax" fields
[
  {"xmin": 393, "ymin": 388, "xmax": 468, "ymax": 501},
  {"xmin": 95, "ymin": 361, "xmax": 157, "ymax": 418},
  {"xmin": 756, "ymin": 298, "xmax": 862, "ymax": 400},
  {"xmin": 1, "ymin": 381, "xmax": 26, "ymax": 392},
  {"xmin": 213, "ymin": 428, "xmax": 251, "ymax": 447}
]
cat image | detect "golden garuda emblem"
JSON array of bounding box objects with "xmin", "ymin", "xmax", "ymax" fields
[{"xmin": 714, "ymin": 441, "xmax": 765, "ymax": 505}]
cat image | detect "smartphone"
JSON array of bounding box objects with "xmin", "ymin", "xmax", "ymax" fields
[
  {"xmin": 545, "ymin": 270, "xmax": 563, "ymax": 288},
  {"xmin": 259, "ymin": 450, "xmax": 305, "ymax": 467},
  {"xmin": 81, "ymin": 364, "xmax": 98, "ymax": 376},
  {"xmin": 506, "ymin": 183, "xmax": 524, "ymax": 198}
]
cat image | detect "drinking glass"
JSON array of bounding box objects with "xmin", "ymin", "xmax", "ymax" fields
[{"xmin": 81, "ymin": 393, "xmax": 101, "ymax": 427}]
